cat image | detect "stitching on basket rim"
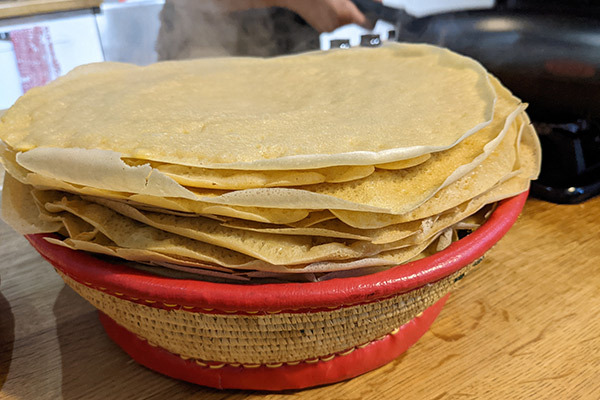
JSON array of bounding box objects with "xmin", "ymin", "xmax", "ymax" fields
[
  {"xmin": 55, "ymin": 259, "xmax": 478, "ymax": 316},
  {"xmin": 56, "ymin": 271, "xmax": 409, "ymax": 315},
  {"xmin": 130, "ymin": 322, "xmax": 406, "ymax": 369}
]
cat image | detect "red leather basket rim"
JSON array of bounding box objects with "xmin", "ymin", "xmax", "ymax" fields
[{"xmin": 26, "ymin": 191, "xmax": 528, "ymax": 311}]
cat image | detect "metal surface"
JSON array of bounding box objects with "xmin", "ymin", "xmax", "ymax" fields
[
  {"xmin": 397, "ymin": 11, "xmax": 600, "ymax": 121},
  {"xmin": 95, "ymin": 0, "xmax": 164, "ymax": 65},
  {"xmin": 354, "ymin": 2, "xmax": 600, "ymax": 120},
  {"xmin": 530, "ymin": 120, "xmax": 600, "ymax": 204}
]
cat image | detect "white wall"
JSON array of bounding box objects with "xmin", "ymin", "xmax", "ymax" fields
[{"xmin": 0, "ymin": 10, "xmax": 104, "ymax": 110}]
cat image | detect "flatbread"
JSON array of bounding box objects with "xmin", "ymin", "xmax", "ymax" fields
[
  {"xmin": 331, "ymin": 110, "xmax": 526, "ymax": 228},
  {"xmin": 16, "ymin": 147, "xmax": 199, "ymax": 200},
  {"xmin": 221, "ymin": 215, "xmax": 423, "ymax": 244},
  {"xmin": 43, "ymin": 197, "xmax": 278, "ymax": 270},
  {"xmin": 151, "ymin": 163, "xmax": 376, "ymax": 189},
  {"xmin": 375, "ymin": 154, "xmax": 431, "ymax": 170},
  {"xmin": 0, "ymin": 43, "xmax": 496, "ymax": 170},
  {"xmin": 1, "ymin": 174, "xmax": 62, "ymax": 234},
  {"xmin": 0, "ymin": 44, "xmax": 542, "ymax": 280},
  {"xmin": 188, "ymin": 78, "xmax": 522, "ymax": 213},
  {"xmin": 45, "ymin": 234, "xmax": 236, "ymax": 273},
  {"xmin": 2, "ymin": 76, "xmax": 519, "ymax": 217},
  {"xmin": 42, "ymin": 194, "xmax": 370, "ymax": 266},
  {"xmin": 0, "ymin": 142, "xmax": 29, "ymax": 184},
  {"xmin": 15, "ymin": 170, "xmax": 311, "ymax": 224}
]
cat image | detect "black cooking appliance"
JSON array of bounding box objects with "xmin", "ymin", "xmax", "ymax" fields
[{"xmin": 353, "ymin": 0, "xmax": 600, "ymax": 203}]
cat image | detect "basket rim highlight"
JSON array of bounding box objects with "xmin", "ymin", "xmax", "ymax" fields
[{"xmin": 25, "ymin": 191, "xmax": 528, "ymax": 312}]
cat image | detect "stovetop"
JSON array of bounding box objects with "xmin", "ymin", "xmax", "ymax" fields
[{"xmin": 530, "ymin": 119, "xmax": 600, "ymax": 204}]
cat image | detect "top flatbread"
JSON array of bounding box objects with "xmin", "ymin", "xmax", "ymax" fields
[{"xmin": 0, "ymin": 43, "xmax": 495, "ymax": 170}]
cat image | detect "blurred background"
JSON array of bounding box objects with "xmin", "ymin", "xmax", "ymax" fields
[
  {"xmin": 0, "ymin": 0, "xmax": 494, "ymax": 109},
  {"xmin": 0, "ymin": 0, "xmax": 598, "ymax": 202}
]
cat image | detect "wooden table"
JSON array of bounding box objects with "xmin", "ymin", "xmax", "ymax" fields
[
  {"xmin": 0, "ymin": 0, "xmax": 101, "ymax": 20},
  {"xmin": 1, "ymin": 175, "xmax": 599, "ymax": 398}
]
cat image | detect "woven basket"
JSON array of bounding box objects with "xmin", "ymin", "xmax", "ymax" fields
[{"xmin": 26, "ymin": 192, "xmax": 528, "ymax": 391}]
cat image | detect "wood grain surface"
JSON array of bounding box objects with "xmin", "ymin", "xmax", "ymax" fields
[
  {"xmin": 0, "ymin": 0, "xmax": 101, "ymax": 19},
  {"xmin": 0, "ymin": 187, "xmax": 599, "ymax": 399}
]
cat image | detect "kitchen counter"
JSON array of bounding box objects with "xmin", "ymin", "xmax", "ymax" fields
[
  {"xmin": 0, "ymin": 0, "xmax": 101, "ymax": 19},
  {"xmin": 0, "ymin": 181, "xmax": 598, "ymax": 399}
]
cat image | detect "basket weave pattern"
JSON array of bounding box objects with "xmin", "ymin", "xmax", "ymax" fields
[{"xmin": 57, "ymin": 262, "xmax": 477, "ymax": 365}]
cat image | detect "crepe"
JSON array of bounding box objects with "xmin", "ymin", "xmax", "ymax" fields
[
  {"xmin": 8, "ymin": 77, "xmax": 515, "ymax": 216},
  {"xmin": 332, "ymin": 110, "xmax": 539, "ymax": 228},
  {"xmin": 149, "ymin": 163, "xmax": 377, "ymax": 189},
  {"xmin": 1, "ymin": 43, "xmax": 496, "ymax": 170},
  {"xmin": 0, "ymin": 43, "xmax": 542, "ymax": 280}
]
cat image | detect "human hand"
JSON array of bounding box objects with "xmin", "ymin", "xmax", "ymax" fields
[
  {"xmin": 195, "ymin": 0, "xmax": 376, "ymax": 33},
  {"xmin": 280, "ymin": 0, "xmax": 375, "ymax": 32}
]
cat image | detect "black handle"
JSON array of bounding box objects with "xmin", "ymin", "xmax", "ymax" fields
[{"xmin": 351, "ymin": 0, "xmax": 412, "ymax": 25}]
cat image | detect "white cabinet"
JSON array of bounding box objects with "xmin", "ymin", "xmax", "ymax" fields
[{"xmin": 0, "ymin": 10, "xmax": 104, "ymax": 110}]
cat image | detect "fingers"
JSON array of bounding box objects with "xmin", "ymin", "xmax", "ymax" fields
[
  {"xmin": 336, "ymin": 0, "xmax": 370, "ymax": 30},
  {"xmin": 281, "ymin": 0, "xmax": 375, "ymax": 33}
]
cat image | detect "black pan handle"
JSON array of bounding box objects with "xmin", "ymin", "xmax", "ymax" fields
[{"xmin": 351, "ymin": 0, "xmax": 413, "ymax": 25}]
